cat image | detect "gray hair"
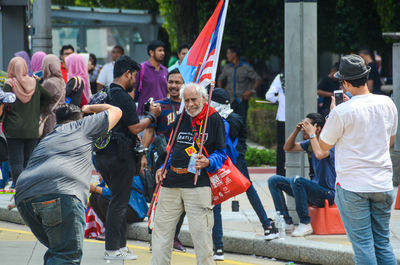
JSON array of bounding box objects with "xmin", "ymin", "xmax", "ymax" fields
[{"xmin": 179, "ymin": 82, "xmax": 208, "ymax": 100}]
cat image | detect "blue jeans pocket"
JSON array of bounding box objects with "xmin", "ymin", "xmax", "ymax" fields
[{"xmin": 32, "ymin": 198, "xmax": 62, "ymax": 227}]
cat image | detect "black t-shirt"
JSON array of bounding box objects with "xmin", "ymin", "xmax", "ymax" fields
[
  {"xmin": 98, "ymin": 83, "xmax": 139, "ymax": 155},
  {"xmin": 226, "ymin": 112, "xmax": 247, "ymax": 155},
  {"xmin": 163, "ymin": 111, "xmax": 226, "ymax": 188},
  {"xmin": 317, "ymin": 76, "xmax": 339, "ymax": 114},
  {"xmin": 368, "ymin": 62, "xmax": 382, "ymax": 94}
]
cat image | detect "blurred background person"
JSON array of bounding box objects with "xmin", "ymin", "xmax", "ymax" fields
[
  {"xmin": 15, "ymin": 51, "xmax": 32, "ymax": 77},
  {"xmin": 59, "ymin": 45, "xmax": 75, "ymax": 83},
  {"xmin": 31, "ymin": 51, "xmax": 46, "ymax": 80},
  {"xmin": 65, "ymin": 53, "xmax": 91, "ymax": 106},
  {"xmin": 41, "ymin": 54, "xmax": 66, "ymax": 137},
  {"xmin": 88, "ymin": 53, "xmax": 102, "ymax": 95}
]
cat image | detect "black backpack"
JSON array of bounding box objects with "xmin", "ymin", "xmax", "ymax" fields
[{"xmin": 89, "ymin": 87, "xmax": 113, "ymax": 151}]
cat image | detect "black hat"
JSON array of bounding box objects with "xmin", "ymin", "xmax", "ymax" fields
[
  {"xmin": 211, "ymin": 88, "xmax": 230, "ymax": 104},
  {"xmin": 334, "ymin": 54, "xmax": 371, "ymax": 80}
]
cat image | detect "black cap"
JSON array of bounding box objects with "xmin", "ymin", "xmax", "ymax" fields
[
  {"xmin": 334, "ymin": 54, "xmax": 371, "ymax": 80},
  {"xmin": 211, "ymin": 88, "xmax": 230, "ymax": 104}
]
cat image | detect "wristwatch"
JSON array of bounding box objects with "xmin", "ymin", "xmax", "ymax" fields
[{"xmin": 309, "ymin": 133, "xmax": 316, "ymax": 139}]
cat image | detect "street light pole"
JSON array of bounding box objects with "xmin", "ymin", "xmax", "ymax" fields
[
  {"xmin": 382, "ymin": 32, "xmax": 400, "ymax": 186},
  {"xmin": 285, "ymin": 0, "xmax": 317, "ymax": 222},
  {"xmin": 32, "ymin": 0, "xmax": 52, "ymax": 53}
]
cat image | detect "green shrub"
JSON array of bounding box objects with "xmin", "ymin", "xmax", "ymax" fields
[
  {"xmin": 246, "ymin": 98, "xmax": 277, "ymax": 148},
  {"xmin": 245, "ymin": 147, "xmax": 276, "ymax": 167}
]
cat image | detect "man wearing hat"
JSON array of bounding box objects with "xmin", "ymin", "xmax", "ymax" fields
[{"xmin": 319, "ymin": 54, "xmax": 398, "ymax": 265}]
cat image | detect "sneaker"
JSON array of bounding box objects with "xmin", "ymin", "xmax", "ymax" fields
[
  {"xmin": 292, "ymin": 223, "xmax": 313, "ymax": 237},
  {"xmin": 264, "ymin": 219, "xmax": 279, "ymax": 240},
  {"xmin": 213, "ymin": 249, "xmax": 224, "ymax": 261},
  {"xmin": 286, "ymin": 223, "xmax": 295, "ymax": 233},
  {"xmin": 173, "ymin": 237, "xmax": 186, "ymax": 252},
  {"xmin": 104, "ymin": 249, "xmax": 137, "ymax": 260}
]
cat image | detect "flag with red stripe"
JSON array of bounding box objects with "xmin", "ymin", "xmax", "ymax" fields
[{"xmin": 179, "ymin": 0, "xmax": 229, "ymax": 87}]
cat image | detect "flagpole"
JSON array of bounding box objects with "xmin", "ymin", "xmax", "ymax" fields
[
  {"xmin": 194, "ymin": 81, "xmax": 215, "ymax": 185},
  {"xmin": 147, "ymin": 63, "xmax": 203, "ymax": 218}
]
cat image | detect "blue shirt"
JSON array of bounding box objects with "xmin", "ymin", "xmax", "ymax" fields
[{"xmin": 300, "ymin": 140, "xmax": 336, "ymax": 192}]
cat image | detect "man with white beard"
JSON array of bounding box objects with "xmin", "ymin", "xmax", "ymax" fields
[{"xmin": 150, "ymin": 83, "xmax": 226, "ymax": 265}]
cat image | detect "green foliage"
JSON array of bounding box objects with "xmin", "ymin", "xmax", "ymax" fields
[
  {"xmin": 375, "ymin": 0, "xmax": 400, "ymax": 33},
  {"xmin": 245, "ymin": 147, "xmax": 276, "ymax": 167},
  {"xmin": 334, "ymin": 0, "xmax": 385, "ymax": 54},
  {"xmin": 246, "ymin": 98, "xmax": 277, "ymax": 148},
  {"xmin": 156, "ymin": 0, "xmax": 177, "ymax": 51}
]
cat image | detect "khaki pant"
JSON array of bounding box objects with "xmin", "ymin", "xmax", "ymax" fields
[{"xmin": 150, "ymin": 187, "xmax": 214, "ymax": 265}]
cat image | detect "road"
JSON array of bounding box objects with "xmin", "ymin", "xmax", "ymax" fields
[{"xmin": 0, "ymin": 221, "xmax": 292, "ymax": 265}]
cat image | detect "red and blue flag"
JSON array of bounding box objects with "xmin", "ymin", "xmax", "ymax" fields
[{"xmin": 179, "ymin": 0, "xmax": 229, "ymax": 86}]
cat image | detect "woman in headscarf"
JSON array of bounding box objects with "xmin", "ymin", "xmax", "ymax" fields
[
  {"xmin": 41, "ymin": 54, "xmax": 66, "ymax": 137},
  {"xmin": 65, "ymin": 53, "xmax": 90, "ymax": 106},
  {"xmin": 31, "ymin": 51, "xmax": 47, "ymax": 78},
  {"xmin": 14, "ymin": 51, "xmax": 32, "ymax": 77},
  {"xmin": 2, "ymin": 57, "xmax": 52, "ymax": 186}
]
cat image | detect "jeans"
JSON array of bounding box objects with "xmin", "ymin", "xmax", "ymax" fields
[
  {"xmin": 212, "ymin": 155, "xmax": 270, "ymax": 249},
  {"xmin": 95, "ymin": 152, "xmax": 136, "ymax": 251},
  {"xmin": 335, "ymin": 185, "xmax": 396, "ymax": 265},
  {"xmin": 7, "ymin": 138, "xmax": 38, "ymax": 183},
  {"xmin": 17, "ymin": 193, "xmax": 85, "ymax": 265},
  {"xmin": 268, "ymin": 175, "xmax": 335, "ymax": 224}
]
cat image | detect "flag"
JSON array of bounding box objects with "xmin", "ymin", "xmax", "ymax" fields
[{"xmin": 179, "ymin": 0, "xmax": 229, "ymax": 87}]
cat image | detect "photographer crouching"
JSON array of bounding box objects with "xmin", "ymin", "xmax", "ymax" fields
[{"xmin": 94, "ymin": 56, "xmax": 161, "ymax": 260}]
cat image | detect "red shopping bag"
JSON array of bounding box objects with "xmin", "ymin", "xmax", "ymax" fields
[{"xmin": 208, "ymin": 156, "xmax": 251, "ymax": 205}]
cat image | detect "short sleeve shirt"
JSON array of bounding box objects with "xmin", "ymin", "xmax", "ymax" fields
[
  {"xmin": 320, "ymin": 93, "xmax": 398, "ymax": 192},
  {"xmin": 107, "ymin": 83, "xmax": 140, "ymax": 141},
  {"xmin": 300, "ymin": 140, "xmax": 336, "ymax": 192},
  {"xmin": 164, "ymin": 112, "xmax": 226, "ymax": 188},
  {"xmin": 152, "ymin": 98, "xmax": 181, "ymax": 139},
  {"xmin": 97, "ymin": 62, "xmax": 114, "ymax": 87},
  {"xmin": 15, "ymin": 111, "xmax": 109, "ymax": 205},
  {"xmin": 218, "ymin": 61, "xmax": 261, "ymax": 102}
]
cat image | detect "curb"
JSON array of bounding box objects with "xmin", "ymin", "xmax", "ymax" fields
[{"xmin": 2, "ymin": 205, "xmax": 400, "ymax": 265}]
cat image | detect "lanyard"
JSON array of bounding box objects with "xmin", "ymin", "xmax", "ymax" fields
[{"xmin": 190, "ymin": 118, "xmax": 203, "ymax": 147}]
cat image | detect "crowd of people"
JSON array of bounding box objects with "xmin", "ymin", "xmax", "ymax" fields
[{"xmin": 0, "ymin": 41, "xmax": 397, "ymax": 265}]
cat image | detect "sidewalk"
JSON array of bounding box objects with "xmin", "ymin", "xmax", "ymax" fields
[{"xmin": 1, "ymin": 170, "xmax": 399, "ymax": 265}]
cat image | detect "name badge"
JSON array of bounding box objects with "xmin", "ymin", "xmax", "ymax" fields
[{"xmin": 185, "ymin": 146, "xmax": 197, "ymax": 156}]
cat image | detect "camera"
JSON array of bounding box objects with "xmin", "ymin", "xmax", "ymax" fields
[
  {"xmin": 133, "ymin": 142, "xmax": 148, "ymax": 154},
  {"xmin": 144, "ymin": 97, "xmax": 155, "ymax": 113}
]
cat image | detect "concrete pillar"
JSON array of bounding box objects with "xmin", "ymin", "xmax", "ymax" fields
[
  {"xmin": 391, "ymin": 43, "xmax": 400, "ymax": 186},
  {"xmin": 284, "ymin": 0, "xmax": 317, "ymax": 222},
  {"xmin": 32, "ymin": 0, "xmax": 52, "ymax": 53}
]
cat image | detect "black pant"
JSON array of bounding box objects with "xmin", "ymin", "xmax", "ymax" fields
[
  {"xmin": 7, "ymin": 138, "xmax": 38, "ymax": 183},
  {"xmin": 276, "ymin": 121, "xmax": 286, "ymax": 176},
  {"xmin": 89, "ymin": 193, "xmax": 142, "ymax": 225},
  {"xmin": 95, "ymin": 152, "xmax": 136, "ymax": 251},
  {"xmin": 231, "ymin": 100, "xmax": 249, "ymax": 125}
]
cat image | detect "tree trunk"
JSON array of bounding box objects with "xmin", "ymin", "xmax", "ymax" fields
[{"xmin": 174, "ymin": 0, "xmax": 199, "ymax": 45}]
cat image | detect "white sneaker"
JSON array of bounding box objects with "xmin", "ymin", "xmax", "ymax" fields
[
  {"xmin": 213, "ymin": 249, "xmax": 224, "ymax": 261},
  {"xmin": 104, "ymin": 249, "xmax": 138, "ymax": 260},
  {"xmin": 286, "ymin": 223, "xmax": 295, "ymax": 233},
  {"xmin": 291, "ymin": 223, "xmax": 313, "ymax": 237}
]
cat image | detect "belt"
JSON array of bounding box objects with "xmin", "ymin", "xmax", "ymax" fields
[{"xmin": 170, "ymin": 165, "xmax": 188, "ymax": 174}]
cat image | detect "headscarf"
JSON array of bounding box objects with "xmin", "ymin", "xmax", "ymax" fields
[
  {"xmin": 5, "ymin": 57, "xmax": 37, "ymax": 103},
  {"xmin": 65, "ymin": 53, "xmax": 90, "ymax": 106},
  {"xmin": 31, "ymin": 51, "xmax": 47, "ymax": 73},
  {"xmin": 14, "ymin": 51, "xmax": 32, "ymax": 76},
  {"xmin": 42, "ymin": 54, "xmax": 65, "ymax": 93}
]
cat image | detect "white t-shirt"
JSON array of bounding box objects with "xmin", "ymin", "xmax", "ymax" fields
[
  {"xmin": 97, "ymin": 62, "xmax": 114, "ymax": 87},
  {"xmin": 320, "ymin": 93, "xmax": 398, "ymax": 192},
  {"xmin": 265, "ymin": 74, "xmax": 285, "ymax": 122}
]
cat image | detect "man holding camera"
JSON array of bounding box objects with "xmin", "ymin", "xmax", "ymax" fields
[
  {"xmin": 319, "ymin": 54, "xmax": 398, "ymax": 265},
  {"xmin": 95, "ymin": 56, "xmax": 161, "ymax": 260}
]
